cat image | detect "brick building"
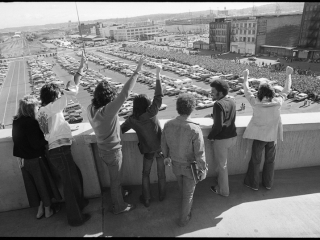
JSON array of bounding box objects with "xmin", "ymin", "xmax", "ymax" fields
[{"xmin": 209, "ymin": 18, "xmax": 231, "ymax": 52}]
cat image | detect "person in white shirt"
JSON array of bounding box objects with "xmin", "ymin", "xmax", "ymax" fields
[
  {"xmin": 242, "ymin": 66, "xmax": 293, "ymax": 191},
  {"xmin": 36, "ymin": 52, "xmax": 90, "ymax": 227}
]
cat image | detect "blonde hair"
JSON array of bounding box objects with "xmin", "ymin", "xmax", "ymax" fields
[{"xmin": 13, "ymin": 95, "xmax": 39, "ymax": 120}]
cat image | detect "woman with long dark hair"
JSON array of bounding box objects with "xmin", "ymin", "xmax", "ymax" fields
[{"xmin": 12, "ymin": 95, "xmax": 62, "ymax": 219}]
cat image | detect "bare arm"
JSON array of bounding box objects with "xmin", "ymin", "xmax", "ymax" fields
[
  {"xmin": 242, "ymin": 69, "xmax": 250, "ymax": 94},
  {"xmin": 282, "ymin": 66, "xmax": 293, "ymax": 95}
]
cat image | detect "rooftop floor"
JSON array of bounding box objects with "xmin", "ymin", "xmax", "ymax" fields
[{"xmin": 0, "ymin": 166, "xmax": 319, "ymax": 237}]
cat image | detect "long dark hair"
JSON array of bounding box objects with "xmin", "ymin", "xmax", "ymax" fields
[
  {"xmin": 132, "ymin": 94, "xmax": 151, "ymax": 119},
  {"xmin": 13, "ymin": 95, "xmax": 39, "ymax": 120},
  {"xmin": 257, "ymin": 83, "xmax": 275, "ymax": 101},
  {"xmin": 92, "ymin": 82, "xmax": 118, "ymax": 109}
]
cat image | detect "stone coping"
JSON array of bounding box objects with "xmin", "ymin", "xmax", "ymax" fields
[{"xmin": 1, "ymin": 112, "xmax": 319, "ymax": 143}]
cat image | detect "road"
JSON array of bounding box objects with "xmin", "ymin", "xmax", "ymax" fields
[{"xmin": 0, "ymin": 59, "xmax": 30, "ymax": 127}]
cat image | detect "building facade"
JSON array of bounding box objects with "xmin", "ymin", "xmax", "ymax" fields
[
  {"xmin": 229, "ymin": 17, "xmax": 257, "ymax": 54},
  {"xmin": 209, "ymin": 19, "xmax": 231, "ymax": 52},
  {"xmin": 113, "ymin": 25, "xmax": 160, "ymax": 41},
  {"xmin": 164, "ymin": 24, "xmax": 208, "ymax": 34},
  {"xmin": 297, "ymin": 2, "xmax": 320, "ymax": 59}
]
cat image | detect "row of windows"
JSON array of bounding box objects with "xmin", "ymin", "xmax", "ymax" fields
[
  {"xmin": 213, "ymin": 30, "xmax": 227, "ymax": 35},
  {"xmin": 233, "ymin": 29, "xmax": 256, "ymax": 35},
  {"xmin": 215, "ymin": 37, "xmax": 226, "ymax": 43},
  {"xmin": 233, "ymin": 22, "xmax": 256, "ymax": 28},
  {"xmin": 232, "ymin": 36, "xmax": 255, "ymax": 42},
  {"xmin": 300, "ymin": 38, "xmax": 320, "ymax": 47},
  {"xmin": 127, "ymin": 27, "xmax": 158, "ymax": 32},
  {"xmin": 214, "ymin": 24, "xmax": 227, "ymax": 29}
]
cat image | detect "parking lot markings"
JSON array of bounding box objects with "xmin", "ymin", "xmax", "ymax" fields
[{"xmin": 1, "ymin": 61, "xmax": 16, "ymax": 125}]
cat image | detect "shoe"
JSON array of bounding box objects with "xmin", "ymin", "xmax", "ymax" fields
[
  {"xmin": 45, "ymin": 204, "xmax": 61, "ymax": 219},
  {"xmin": 262, "ymin": 183, "xmax": 271, "ymax": 190},
  {"xmin": 244, "ymin": 183, "xmax": 258, "ymax": 191},
  {"xmin": 36, "ymin": 212, "xmax": 44, "ymax": 220},
  {"xmin": 123, "ymin": 189, "xmax": 132, "ymax": 197},
  {"xmin": 69, "ymin": 213, "xmax": 91, "ymax": 227},
  {"xmin": 139, "ymin": 195, "xmax": 150, "ymax": 207},
  {"xmin": 210, "ymin": 186, "xmax": 229, "ymax": 197},
  {"xmin": 113, "ymin": 204, "xmax": 136, "ymax": 215}
]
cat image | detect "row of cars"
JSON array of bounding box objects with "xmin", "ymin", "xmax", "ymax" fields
[
  {"xmin": 59, "ymin": 52, "xmax": 164, "ymax": 119},
  {"xmin": 94, "ymin": 48, "xmax": 227, "ymax": 109},
  {"xmin": 28, "ymin": 57, "xmax": 84, "ymax": 124},
  {"xmin": 0, "ymin": 62, "xmax": 9, "ymax": 89}
]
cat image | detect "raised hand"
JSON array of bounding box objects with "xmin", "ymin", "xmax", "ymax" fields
[
  {"xmin": 136, "ymin": 55, "xmax": 146, "ymax": 72},
  {"xmin": 286, "ymin": 66, "xmax": 293, "ymax": 75},
  {"xmin": 79, "ymin": 51, "xmax": 87, "ymax": 69},
  {"xmin": 243, "ymin": 69, "xmax": 249, "ymax": 78},
  {"xmin": 156, "ymin": 64, "xmax": 162, "ymax": 75}
]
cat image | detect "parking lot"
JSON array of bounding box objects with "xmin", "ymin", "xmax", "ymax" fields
[{"xmin": 1, "ymin": 46, "xmax": 319, "ymax": 128}]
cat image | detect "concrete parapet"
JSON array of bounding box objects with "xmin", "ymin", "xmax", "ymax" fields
[{"xmin": 1, "ymin": 112, "xmax": 319, "ymax": 212}]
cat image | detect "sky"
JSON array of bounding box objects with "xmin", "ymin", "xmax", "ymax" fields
[{"xmin": 0, "ymin": 2, "xmax": 271, "ymax": 29}]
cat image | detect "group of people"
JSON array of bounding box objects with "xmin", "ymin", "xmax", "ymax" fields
[
  {"xmin": 124, "ymin": 45, "xmax": 320, "ymax": 96},
  {"xmin": 12, "ymin": 48, "xmax": 295, "ymax": 228}
]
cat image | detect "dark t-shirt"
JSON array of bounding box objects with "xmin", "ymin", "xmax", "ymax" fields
[{"xmin": 208, "ymin": 97, "xmax": 237, "ymax": 140}]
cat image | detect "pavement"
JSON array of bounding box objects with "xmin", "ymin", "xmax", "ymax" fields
[{"xmin": 0, "ymin": 166, "xmax": 319, "ymax": 237}]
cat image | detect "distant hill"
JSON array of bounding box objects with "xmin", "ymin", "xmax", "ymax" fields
[{"xmin": 0, "ymin": 2, "xmax": 304, "ymax": 33}]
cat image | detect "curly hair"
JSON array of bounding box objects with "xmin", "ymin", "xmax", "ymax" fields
[
  {"xmin": 132, "ymin": 94, "xmax": 152, "ymax": 119},
  {"xmin": 40, "ymin": 83, "xmax": 60, "ymax": 106},
  {"xmin": 13, "ymin": 95, "xmax": 39, "ymax": 120},
  {"xmin": 257, "ymin": 83, "xmax": 275, "ymax": 101},
  {"xmin": 176, "ymin": 93, "xmax": 196, "ymax": 116},
  {"xmin": 92, "ymin": 82, "xmax": 118, "ymax": 109},
  {"xmin": 210, "ymin": 79, "xmax": 229, "ymax": 96}
]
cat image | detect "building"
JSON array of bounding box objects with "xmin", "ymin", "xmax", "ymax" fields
[
  {"xmin": 163, "ymin": 24, "xmax": 208, "ymax": 34},
  {"xmin": 296, "ymin": 2, "xmax": 320, "ymax": 60},
  {"xmin": 154, "ymin": 35, "xmax": 175, "ymax": 43},
  {"xmin": 193, "ymin": 40, "xmax": 210, "ymax": 50},
  {"xmin": 229, "ymin": 16, "xmax": 257, "ymax": 54},
  {"xmin": 113, "ymin": 25, "xmax": 160, "ymax": 41},
  {"xmin": 209, "ymin": 18, "xmax": 231, "ymax": 52}
]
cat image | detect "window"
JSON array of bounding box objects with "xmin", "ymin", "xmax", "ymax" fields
[
  {"xmin": 249, "ymin": 23, "xmax": 251, "ymax": 28},
  {"xmin": 237, "ymin": 23, "xmax": 239, "ymax": 28},
  {"xmin": 252, "ymin": 30, "xmax": 255, "ymax": 34},
  {"xmin": 244, "ymin": 30, "xmax": 246, "ymax": 34},
  {"xmin": 240, "ymin": 37, "xmax": 242, "ymax": 41},
  {"xmin": 248, "ymin": 30, "xmax": 251, "ymax": 34},
  {"xmin": 240, "ymin": 23, "xmax": 243, "ymax": 28},
  {"xmin": 252, "ymin": 37, "xmax": 255, "ymax": 42},
  {"xmin": 240, "ymin": 30, "xmax": 242, "ymax": 34},
  {"xmin": 247, "ymin": 37, "xmax": 250, "ymax": 42},
  {"xmin": 245, "ymin": 23, "xmax": 247, "ymax": 28},
  {"xmin": 253, "ymin": 23, "xmax": 256, "ymax": 28},
  {"xmin": 236, "ymin": 30, "xmax": 238, "ymax": 34},
  {"xmin": 243, "ymin": 37, "xmax": 246, "ymax": 42}
]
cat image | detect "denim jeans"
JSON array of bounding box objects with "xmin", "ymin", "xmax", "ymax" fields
[
  {"xmin": 172, "ymin": 161, "xmax": 196, "ymax": 225},
  {"xmin": 212, "ymin": 137, "xmax": 237, "ymax": 196},
  {"xmin": 98, "ymin": 148, "xmax": 128, "ymax": 214},
  {"xmin": 142, "ymin": 152, "xmax": 166, "ymax": 200},
  {"xmin": 48, "ymin": 145, "xmax": 87, "ymax": 226},
  {"xmin": 244, "ymin": 140, "xmax": 277, "ymax": 189}
]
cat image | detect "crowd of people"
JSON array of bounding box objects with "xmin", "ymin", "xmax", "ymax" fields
[
  {"xmin": 8, "ymin": 46, "xmax": 305, "ymax": 230},
  {"xmin": 124, "ymin": 45, "xmax": 320, "ymax": 96}
]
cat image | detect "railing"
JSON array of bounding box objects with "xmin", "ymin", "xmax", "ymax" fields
[{"xmin": 0, "ymin": 113, "xmax": 320, "ymax": 212}]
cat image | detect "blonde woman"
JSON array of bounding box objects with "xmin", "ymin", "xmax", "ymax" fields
[{"xmin": 12, "ymin": 95, "xmax": 62, "ymax": 219}]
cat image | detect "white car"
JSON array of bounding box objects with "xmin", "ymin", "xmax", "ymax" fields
[{"xmin": 294, "ymin": 93, "xmax": 308, "ymax": 102}]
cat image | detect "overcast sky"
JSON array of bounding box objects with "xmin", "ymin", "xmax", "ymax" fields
[{"xmin": 0, "ymin": 2, "xmax": 270, "ymax": 29}]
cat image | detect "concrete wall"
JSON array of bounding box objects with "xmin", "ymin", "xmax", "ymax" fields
[{"xmin": 1, "ymin": 113, "xmax": 320, "ymax": 212}]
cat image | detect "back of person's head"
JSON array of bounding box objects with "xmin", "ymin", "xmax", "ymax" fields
[
  {"xmin": 257, "ymin": 83, "xmax": 275, "ymax": 101},
  {"xmin": 210, "ymin": 79, "xmax": 229, "ymax": 97},
  {"xmin": 40, "ymin": 83, "xmax": 60, "ymax": 106},
  {"xmin": 92, "ymin": 81, "xmax": 117, "ymax": 109},
  {"xmin": 176, "ymin": 93, "xmax": 196, "ymax": 116},
  {"xmin": 14, "ymin": 95, "xmax": 39, "ymax": 120},
  {"xmin": 132, "ymin": 94, "xmax": 151, "ymax": 119}
]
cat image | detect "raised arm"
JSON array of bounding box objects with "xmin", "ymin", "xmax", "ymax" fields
[
  {"xmin": 147, "ymin": 65, "xmax": 164, "ymax": 116},
  {"xmin": 73, "ymin": 51, "xmax": 87, "ymax": 86},
  {"xmin": 282, "ymin": 66, "xmax": 293, "ymax": 95},
  {"xmin": 104, "ymin": 56, "xmax": 146, "ymax": 115},
  {"xmin": 154, "ymin": 65, "xmax": 163, "ymax": 96},
  {"xmin": 242, "ymin": 69, "xmax": 250, "ymax": 94}
]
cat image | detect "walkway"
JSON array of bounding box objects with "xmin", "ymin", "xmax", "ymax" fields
[{"xmin": 0, "ymin": 166, "xmax": 319, "ymax": 237}]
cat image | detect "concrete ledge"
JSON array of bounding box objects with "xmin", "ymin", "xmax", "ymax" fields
[{"xmin": 1, "ymin": 112, "xmax": 320, "ymax": 212}]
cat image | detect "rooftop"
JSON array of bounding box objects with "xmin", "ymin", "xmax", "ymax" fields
[{"xmin": 0, "ymin": 166, "xmax": 319, "ymax": 237}]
